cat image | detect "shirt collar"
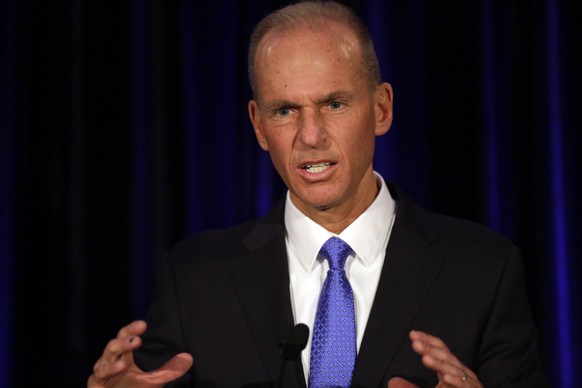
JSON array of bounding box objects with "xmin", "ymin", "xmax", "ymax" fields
[{"xmin": 284, "ymin": 172, "xmax": 395, "ymax": 272}]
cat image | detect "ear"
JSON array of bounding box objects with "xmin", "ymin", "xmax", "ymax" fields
[
  {"xmin": 248, "ymin": 100, "xmax": 269, "ymax": 151},
  {"xmin": 373, "ymin": 82, "xmax": 394, "ymax": 136}
]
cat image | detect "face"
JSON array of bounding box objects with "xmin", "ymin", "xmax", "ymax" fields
[{"xmin": 248, "ymin": 24, "xmax": 393, "ymax": 221}]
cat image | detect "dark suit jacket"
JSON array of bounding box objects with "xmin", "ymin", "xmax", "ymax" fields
[{"xmin": 135, "ymin": 183, "xmax": 547, "ymax": 387}]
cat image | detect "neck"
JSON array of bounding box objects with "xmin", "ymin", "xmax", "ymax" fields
[{"xmin": 293, "ymin": 174, "xmax": 380, "ymax": 234}]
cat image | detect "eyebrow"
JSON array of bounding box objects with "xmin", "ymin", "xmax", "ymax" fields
[
  {"xmin": 315, "ymin": 90, "xmax": 352, "ymax": 105},
  {"xmin": 264, "ymin": 99, "xmax": 300, "ymax": 111},
  {"xmin": 264, "ymin": 90, "xmax": 353, "ymax": 110}
]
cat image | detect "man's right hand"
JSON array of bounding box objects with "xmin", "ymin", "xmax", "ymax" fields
[{"xmin": 87, "ymin": 320, "xmax": 193, "ymax": 388}]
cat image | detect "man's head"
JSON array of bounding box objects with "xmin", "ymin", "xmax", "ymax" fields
[
  {"xmin": 247, "ymin": 1, "xmax": 393, "ymax": 231},
  {"xmin": 248, "ymin": 1, "xmax": 382, "ymax": 99}
]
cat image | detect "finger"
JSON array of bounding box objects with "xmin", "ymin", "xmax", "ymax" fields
[
  {"xmin": 87, "ymin": 373, "xmax": 105, "ymax": 388},
  {"xmin": 96, "ymin": 320, "xmax": 146, "ymax": 364},
  {"xmin": 139, "ymin": 353, "xmax": 194, "ymax": 384},
  {"xmin": 416, "ymin": 341, "xmax": 472, "ymax": 379},
  {"xmin": 421, "ymin": 352, "xmax": 472, "ymax": 379},
  {"xmin": 103, "ymin": 334, "xmax": 142, "ymax": 363},
  {"xmin": 117, "ymin": 320, "xmax": 147, "ymax": 339},
  {"xmin": 409, "ymin": 331, "xmax": 479, "ymax": 386},
  {"xmin": 412, "ymin": 339, "xmax": 460, "ymax": 366},
  {"xmin": 93, "ymin": 335, "xmax": 142, "ymax": 379},
  {"xmin": 409, "ymin": 330, "xmax": 449, "ymax": 351},
  {"xmin": 439, "ymin": 370, "xmax": 478, "ymax": 387},
  {"xmin": 410, "ymin": 331, "xmax": 465, "ymax": 372},
  {"xmin": 421, "ymin": 352, "xmax": 480, "ymax": 388},
  {"xmin": 412, "ymin": 344, "xmax": 464, "ymax": 379},
  {"xmin": 92, "ymin": 354, "xmax": 127, "ymax": 380}
]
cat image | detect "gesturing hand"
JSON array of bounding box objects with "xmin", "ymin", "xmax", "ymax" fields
[
  {"xmin": 87, "ymin": 320, "xmax": 193, "ymax": 388},
  {"xmin": 409, "ymin": 330, "xmax": 482, "ymax": 388}
]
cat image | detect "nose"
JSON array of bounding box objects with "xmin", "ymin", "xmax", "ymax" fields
[{"xmin": 296, "ymin": 108, "xmax": 327, "ymax": 148}]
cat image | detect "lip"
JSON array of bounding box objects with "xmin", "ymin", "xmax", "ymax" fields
[{"xmin": 297, "ymin": 160, "xmax": 337, "ymax": 180}]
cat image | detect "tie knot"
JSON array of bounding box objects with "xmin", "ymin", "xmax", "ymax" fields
[{"xmin": 319, "ymin": 237, "xmax": 352, "ymax": 270}]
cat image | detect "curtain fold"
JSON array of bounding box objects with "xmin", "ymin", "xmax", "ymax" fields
[{"xmin": 0, "ymin": 1, "xmax": 579, "ymax": 386}]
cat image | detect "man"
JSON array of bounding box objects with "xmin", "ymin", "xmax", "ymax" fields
[{"xmin": 88, "ymin": 2, "xmax": 547, "ymax": 387}]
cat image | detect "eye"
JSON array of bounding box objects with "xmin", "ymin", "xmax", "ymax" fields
[
  {"xmin": 329, "ymin": 101, "xmax": 343, "ymax": 110},
  {"xmin": 276, "ymin": 107, "xmax": 291, "ymax": 116}
]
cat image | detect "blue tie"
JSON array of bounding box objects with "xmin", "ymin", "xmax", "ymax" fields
[{"xmin": 309, "ymin": 237, "xmax": 356, "ymax": 388}]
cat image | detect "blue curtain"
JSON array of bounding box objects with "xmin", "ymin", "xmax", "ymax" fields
[{"xmin": 0, "ymin": 1, "xmax": 580, "ymax": 386}]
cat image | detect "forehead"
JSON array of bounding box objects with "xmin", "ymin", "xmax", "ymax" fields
[
  {"xmin": 253, "ymin": 24, "xmax": 363, "ymax": 100},
  {"xmin": 258, "ymin": 22, "xmax": 359, "ymax": 63}
]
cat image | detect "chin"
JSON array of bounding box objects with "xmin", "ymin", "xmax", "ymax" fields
[
  {"xmin": 299, "ymin": 193, "xmax": 341, "ymax": 211},
  {"xmin": 289, "ymin": 181, "xmax": 345, "ymax": 209}
]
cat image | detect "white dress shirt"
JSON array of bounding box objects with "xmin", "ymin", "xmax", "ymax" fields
[{"xmin": 284, "ymin": 172, "xmax": 396, "ymax": 381}]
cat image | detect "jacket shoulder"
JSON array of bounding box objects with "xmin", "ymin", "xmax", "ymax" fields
[
  {"xmin": 164, "ymin": 198, "xmax": 286, "ymax": 265},
  {"xmin": 166, "ymin": 220, "xmax": 256, "ymax": 264}
]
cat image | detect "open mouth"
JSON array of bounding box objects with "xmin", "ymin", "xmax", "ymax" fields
[{"xmin": 301, "ymin": 162, "xmax": 335, "ymax": 173}]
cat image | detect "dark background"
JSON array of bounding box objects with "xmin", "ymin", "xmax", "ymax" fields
[{"xmin": 1, "ymin": 0, "xmax": 580, "ymax": 387}]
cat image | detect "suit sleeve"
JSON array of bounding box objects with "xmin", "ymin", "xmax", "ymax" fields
[
  {"xmin": 477, "ymin": 246, "xmax": 549, "ymax": 387},
  {"xmin": 134, "ymin": 254, "xmax": 194, "ymax": 386}
]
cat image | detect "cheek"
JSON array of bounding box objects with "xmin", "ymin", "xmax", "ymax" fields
[
  {"xmin": 265, "ymin": 135, "xmax": 294, "ymax": 171},
  {"xmin": 342, "ymin": 125, "xmax": 376, "ymax": 168},
  {"xmin": 344, "ymin": 118, "xmax": 376, "ymax": 149}
]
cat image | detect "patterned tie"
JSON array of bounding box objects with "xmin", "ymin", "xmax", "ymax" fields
[{"xmin": 309, "ymin": 237, "xmax": 356, "ymax": 388}]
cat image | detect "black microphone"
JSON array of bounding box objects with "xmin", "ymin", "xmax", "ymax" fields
[{"xmin": 276, "ymin": 323, "xmax": 309, "ymax": 387}]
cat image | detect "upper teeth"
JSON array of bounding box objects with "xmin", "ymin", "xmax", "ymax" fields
[{"xmin": 304, "ymin": 163, "xmax": 330, "ymax": 173}]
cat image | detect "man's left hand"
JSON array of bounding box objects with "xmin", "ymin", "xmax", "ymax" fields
[{"xmin": 408, "ymin": 330, "xmax": 483, "ymax": 388}]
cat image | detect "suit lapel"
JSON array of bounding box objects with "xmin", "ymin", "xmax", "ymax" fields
[
  {"xmin": 351, "ymin": 185, "xmax": 445, "ymax": 387},
  {"xmin": 228, "ymin": 201, "xmax": 305, "ymax": 386},
  {"xmin": 227, "ymin": 185, "xmax": 442, "ymax": 386}
]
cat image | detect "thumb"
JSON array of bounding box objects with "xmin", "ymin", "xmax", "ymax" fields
[
  {"xmin": 388, "ymin": 377, "xmax": 420, "ymax": 388},
  {"xmin": 145, "ymin": 353, "xmax": 194, "ymax": 384}
]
